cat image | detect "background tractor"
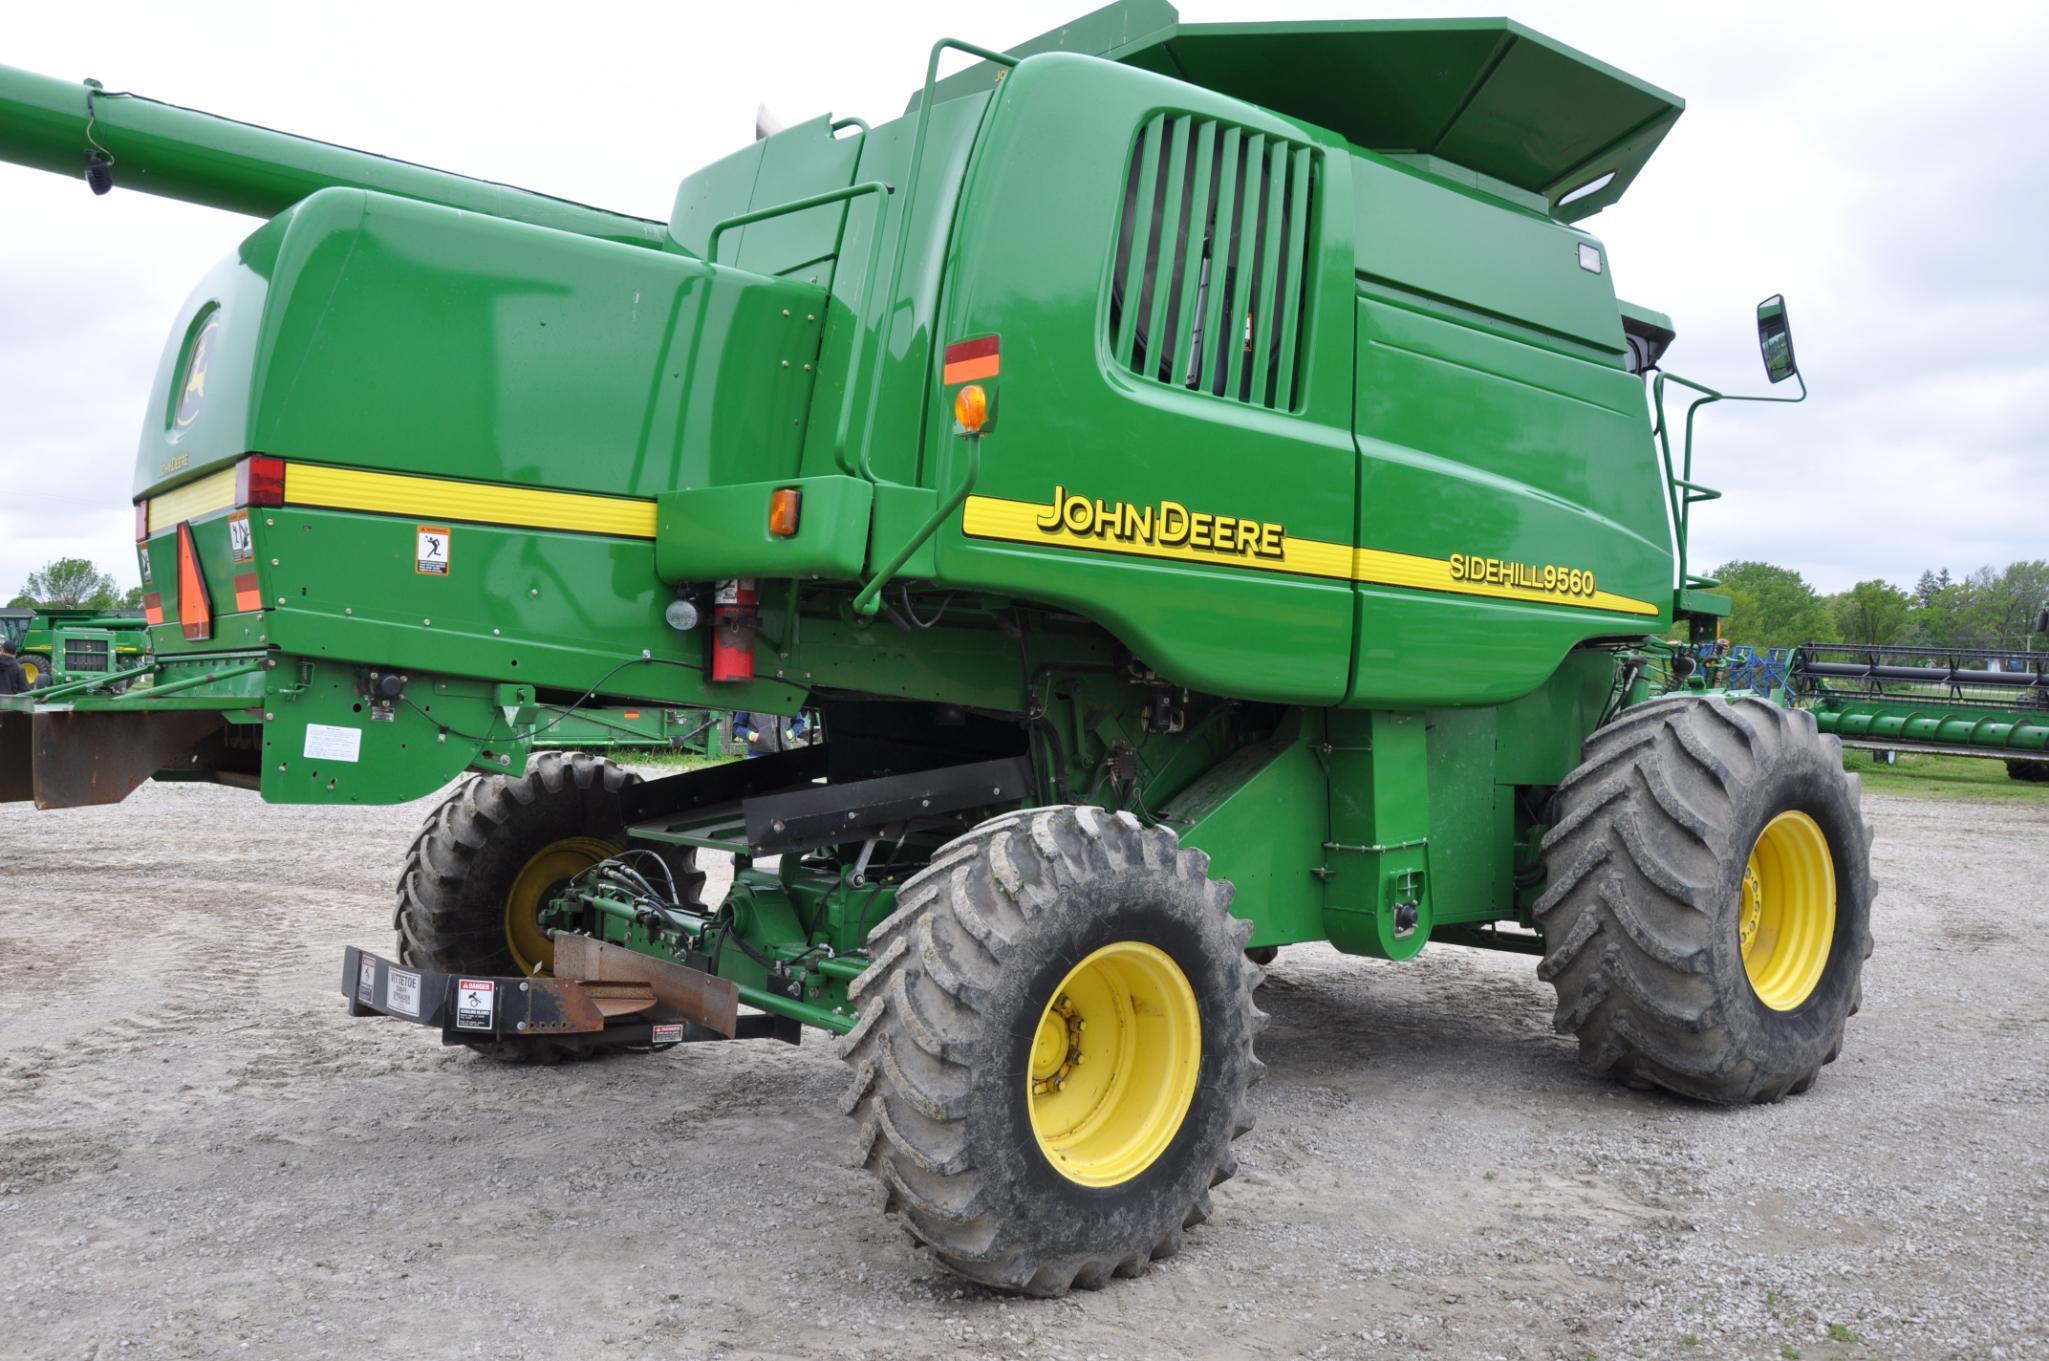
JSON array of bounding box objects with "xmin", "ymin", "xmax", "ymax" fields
[
  {"xmin": 0, "ymin": 0, "xmax": 1873, "ymax": 1295},
  {"xmin": 0, "ymin": 605, "xmax": 149, "ymax": 688}
]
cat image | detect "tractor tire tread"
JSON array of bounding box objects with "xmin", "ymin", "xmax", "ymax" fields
[
  {"xmin": 392, "ymin": 751, "xmax": 700, "ymax": 1064},
  {"xmin": 839, "ymin": 805, "xmax": 1262, "ymax": 1297},
  {"xmin": 1536, "ymin": 696, "xmax": 1874, "ymax": 1105}
]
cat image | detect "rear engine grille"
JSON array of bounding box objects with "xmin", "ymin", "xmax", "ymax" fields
[
  {"xmin": 1108, "ymin": 114, "xmax": 1316, "ymax": 411},
  {"xmin": 63, "ymin": 638, "xmax": 111, "ymax": 673}
]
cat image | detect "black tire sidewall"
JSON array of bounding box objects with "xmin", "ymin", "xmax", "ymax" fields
[
  {"xmin": 964, "ymin": 867, "xmax": 1250, "ymax": 1263},
  {"xmin": 477, "ymin": 781, "xmax": 629, "ymax": 974},
  {"xmin": 1707, "ymin": 729, "xmax": 1872, "ymax": 1075}
]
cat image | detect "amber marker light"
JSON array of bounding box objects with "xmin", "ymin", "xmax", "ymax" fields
[
  {"xmin": 953, "ymin": 383, "xmax": 990, "ymax": 435},
  {"xmin": 768, "ymin": 487, "xmax": 802, "ymax": 537}
]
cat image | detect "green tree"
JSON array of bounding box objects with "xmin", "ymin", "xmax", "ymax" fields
[
  {"xmin": 1709, "ymin": 560, "xmax": 1838, "ymax": 647},
  {"xmin": 15, "ymin": 556, "xmax": 117, "ymax": 608},
  {"xmin": 120, "ymin": 583, "xmax": 146, "ymax": 609},
  {"xmin": 1829, "ymin": 579, "xmax": 1912, "ymax": 645},
  {"xmin": 1980, "ymin": 560, "xmax": 2049, "ymax": 650}
]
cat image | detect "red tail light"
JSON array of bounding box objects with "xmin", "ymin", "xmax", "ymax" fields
[
  {"xmin": 236, "ymin": 454, "xmax": 287, "ymax": 508},
  {"xmin": 175, "ymin": 522, "xmax": 214, "ymax": 642}
]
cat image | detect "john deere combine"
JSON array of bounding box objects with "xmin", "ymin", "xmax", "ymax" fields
[{"xmin": 0, "ymin": 2, "xmax": 1874, "ymax": 1294}]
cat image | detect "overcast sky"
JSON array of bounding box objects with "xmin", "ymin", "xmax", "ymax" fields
[{"xmin": 3, "ymin": 2, "xmax": 2044, "ymax": 599}]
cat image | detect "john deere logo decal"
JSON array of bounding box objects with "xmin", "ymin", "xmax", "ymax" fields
[
  {"xmin": 961, "ymin": 484, "xmax": 1659, "ymax": 616},
  {"xmin": 174, "ymin": 315, "xmax": 220, "ymax": 429}
]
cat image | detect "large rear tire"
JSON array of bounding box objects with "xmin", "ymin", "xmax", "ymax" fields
[
  {"xmin": 839, "ymin": 806, "xmax": 1263, "ymax": 1296},
  {"xmin": 394, "ymin": 751, "xmax": 702, "ymax": 1060},
  {"xmin": 1536, "ymin": 696, "xmax": 1874, "ymax": 1104}
]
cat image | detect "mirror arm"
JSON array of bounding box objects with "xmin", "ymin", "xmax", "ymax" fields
[{"xmin": 1654, "ymin": 370, "xmax": 1807, "ymax": 596}]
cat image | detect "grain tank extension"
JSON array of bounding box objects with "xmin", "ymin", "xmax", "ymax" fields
[{"xmin": 0, "ymin": 0, "xmax": 1873, "ymax": 1296}]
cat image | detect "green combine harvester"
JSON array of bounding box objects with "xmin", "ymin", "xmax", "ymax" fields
[
  {"xmin": 0, "ymin": 606, "xmax": 150, "ymax": 688},
  {"xmin": 0, "ymin": 2, "xmax": 1875, "ymax": 1294}
]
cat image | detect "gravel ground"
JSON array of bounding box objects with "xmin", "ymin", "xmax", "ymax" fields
[{"xmin": 1, "ymin": 779, "xmax": 2044, "ymax": 1361}]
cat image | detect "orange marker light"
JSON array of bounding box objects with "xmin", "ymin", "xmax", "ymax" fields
[
  {"xmin": 953, "ymin": 383, "xmax": 990, "ymax": 434},
  {"xmin": 768, "ymin": 487, "xmax": 802, "ymax": 537}
]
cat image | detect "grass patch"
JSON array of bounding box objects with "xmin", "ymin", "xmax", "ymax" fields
[
  {"xmin": 601, "ymin": 748, "xmax": 736, "ymax": 775},
  {"xmin": 1842, "ymin": 749, "xmax": 2049, "ymax": 804}
]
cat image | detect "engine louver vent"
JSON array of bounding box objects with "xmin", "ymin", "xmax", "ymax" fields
[
  {"xmin": 62, "ymin": 638, "xmax": 111, "ymax": 673},
  {"xmin": 1109, "ymin": 114, "xmax": 1316, "ymax": 412}
]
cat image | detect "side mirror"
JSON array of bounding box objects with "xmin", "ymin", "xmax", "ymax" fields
[{"xmin": 1756, "ymin": 294, "xmax": 1798, "ymax": 384}]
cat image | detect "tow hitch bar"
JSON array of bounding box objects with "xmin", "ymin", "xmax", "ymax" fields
[{"xmin": 339, "ymin": 936, "xmax": 796, "ymax": 1053}]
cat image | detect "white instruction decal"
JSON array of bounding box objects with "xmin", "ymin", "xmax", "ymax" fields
[
  {"xmin": 357, "ymin": 955, "xmax": 377, "ymax": 1002},
  {"xmin": 227, "ymin": 511, "xmax": 254, "ymax": 563},
  {"xmin": 303, "ymin": 723, "xmax": 362, "ymax": 763},
  {"xmin": 386, "ymin": 968, "xmax": 422, "ymax": 1018},
  {"xmin": 455, "ymin": 979, "xmax": 496, "ymax": 1031}
]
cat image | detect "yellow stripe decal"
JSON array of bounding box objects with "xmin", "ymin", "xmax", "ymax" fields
[
  {"xmin": 146, "ymin": 468, "xmax": 237, "ymax": 532},
  {"xmin": 962, "ymin": 493, "xmax": 1659, "ymax": 617},
  {"xmin": 284, "ymin": 464, "xmax": 657, "ymax": 539}
]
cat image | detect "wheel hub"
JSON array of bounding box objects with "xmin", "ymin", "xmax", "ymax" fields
[
  {"xmin": 1739, "ymin": 810, "xmax": 1837, "ymax": 1011},
  {"xmin": 504, "ymin": 835, "xmax": 617, "ymax": 975},
  {"xmin": 1030, "ymin": 994, "xmax": 1084, "ymax": 1095},
  {"xmin": 1738, "ymin": 865, "xmax": 1764, "ymax": 951},
  {"xmin": 1026, "ymin": 941, "xmax": 1201, "ymax": 1188}
]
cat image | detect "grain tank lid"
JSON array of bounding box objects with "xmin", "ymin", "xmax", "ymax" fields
[{"xmin": 914, "ymin": 1, "xmax": 1683, "ymax": 221}]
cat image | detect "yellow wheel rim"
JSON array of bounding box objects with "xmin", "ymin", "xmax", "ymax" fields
[
  {"xmin": 1739, "ymin": 811, "xmax": 1837, "ymax": 1011},
  {"xmin": 504, "ymin": 835, "xmax": 616, "ymax": 974},
  {"xmin": 20, "ymin": 657, "xmax": 41, "ymax": 686},
  {"xmin": 1027, "ymin": 941, "xmax": 1201, "ymax": 1188}
]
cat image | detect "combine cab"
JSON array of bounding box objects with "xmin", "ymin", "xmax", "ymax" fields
[{"xmin": 0, "ymin": 0, "xmax": 1873, "ymax": 1295}]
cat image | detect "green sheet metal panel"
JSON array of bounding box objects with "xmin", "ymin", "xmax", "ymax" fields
[
  {"xmin": 925, "ymin": 54, "xmax": 1360, "ymax": 705},
  {"xmin": 918, "ymin": 2, "xmax": 1683, "ymax": 221},
  {"xmin": 133, "ymin": 188, "xmax": 825, "ymax": 504},
  {"xmin": 1353, "ymin": 154, "xmax": 1626, "ymax": 353},
  {"xmin": 670, "ymin": 114, "xmax": 865, "ymax": 278}
]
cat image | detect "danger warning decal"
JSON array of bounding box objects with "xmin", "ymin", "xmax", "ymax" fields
[{"xmin": 455, "ymin": 979, "xmax": 496, "ymax": 1031}]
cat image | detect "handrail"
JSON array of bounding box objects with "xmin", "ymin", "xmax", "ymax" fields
[
  {"xmin": 704, "ymin": 179, "xmax": 895, "ymax": 479},
  {"xmin": 855, "ymin": 38, "xmax": 1021, "ymax": 490},
  {"xmin": 851, "ymin": 433, "xmax": 982, "ymax": 617},
  {"xmin": 842, "ymin": 37, "xmax": 1020, "ymax": 615},
  {"xmin": 705, "ymin": 179, "xmax": 890, "ymax": 266},
  {"xmin": 1652, "ymin": 368, "xmax": 1806, "ymax": 602}
]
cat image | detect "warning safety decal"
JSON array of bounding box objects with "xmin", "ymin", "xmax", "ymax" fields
[
  {"xmin": 415, "ymin": 525, "xmax": 451, "ymax": 576},
  {"xmin": 455, "ymin": 979, "xmax": 496, "ymax": 1031}
]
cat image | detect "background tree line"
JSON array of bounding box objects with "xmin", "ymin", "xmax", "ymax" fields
[
  {"xmin": 8, "ymin": 556, "xmax": 144, "ymax": 610},
  {"xmin": 1710, "ymin": 559, "xmax": 2049, "ymax": 652}
]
